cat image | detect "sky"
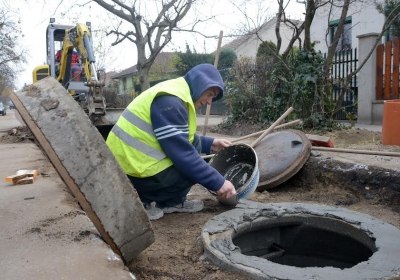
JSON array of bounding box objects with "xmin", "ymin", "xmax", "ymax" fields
[{"xmin": 9, "ymin": 0, "xmax": 305, "ymax": 90}]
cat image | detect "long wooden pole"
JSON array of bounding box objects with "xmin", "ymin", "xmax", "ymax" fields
[
  {"xmin": 250, "ymin": 107, "xmax": 294, "ymax": 148},
  {"xmin": 312, "ymin": 146, "xmax": 400, "ymax": 157},
  {"xmin": 232, "ymin": 119, "xmax": 301, "ymax": 143},
  {"xmin": 201, "ymin": 118, "xmax": 299, "ymax": 160},
  {"xmin": 202, "ymin": 30, "xmax": 223, "ymax": 136}
]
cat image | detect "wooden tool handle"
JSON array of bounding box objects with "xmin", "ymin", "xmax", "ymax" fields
[
  {"xmin": 232, "ymin": 119, "xmax": 301, "ymax": 143},
  {"xmin": 250, "ymin": 107, "xmax": 294, "ymax": 148},
  {"xmin": 201, "ymin": 30, "xmax": 223, "ymax": 136}
]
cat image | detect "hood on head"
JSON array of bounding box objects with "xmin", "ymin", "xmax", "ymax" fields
[{"xmin": 184, "ymin": 63, "xmax": 224, "ymax": 102}]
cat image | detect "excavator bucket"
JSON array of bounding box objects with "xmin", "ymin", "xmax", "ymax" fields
[{"xmin": 91, "ymin": 108, "xmax": 125, "ymax": 127}]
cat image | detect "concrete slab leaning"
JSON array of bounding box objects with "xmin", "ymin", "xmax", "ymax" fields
[{"xmin": 10, "ymin": 76, "xmax": 154, "ymax": 264}]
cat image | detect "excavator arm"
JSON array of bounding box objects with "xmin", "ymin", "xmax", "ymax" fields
[
  {"xmin": 32, "ymin": 19, "xmax": 124, "ymax": 127},
  {"xmin": 57, "ymin": 23, "xmax": 106, "ymax": 117}
]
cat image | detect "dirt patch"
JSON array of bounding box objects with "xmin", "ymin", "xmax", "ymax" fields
[
  {"xmin": 0, "ymin": 126, "xmax": 35, "ymax": 144},
  {"xmin": 323, "ymin": 128, "xmax": 400, "ymax": 152},
  {"xmin": 127, "ymin": 124, "xmax": 400, "ymax": 280},
  {"xmin": 130, "ymin": 181, "xmax": 400, "ymax": 279},
  {"xmin": 129, "ymin": 194, "xmax": 251, "ymax": 280},
  {"xmin": 210, "ymin": 121, "xmax": 400, "ymax": 152},
  {"xmin": 5, "ymin": 120, "xmax": 400, "ymax": 279}
]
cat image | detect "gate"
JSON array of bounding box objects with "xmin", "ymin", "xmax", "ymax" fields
[
  {"xmin": 325, "ymin": 48, "xmax": 358, "ymax": 120},
  {"xmin": 376, "ymin": 37, "xmax": 400, "ymax": 100}
]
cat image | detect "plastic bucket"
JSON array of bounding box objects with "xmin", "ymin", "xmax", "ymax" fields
[
  {"xmin": 208, "ymin": 143, "xmax": 259, "ymax": 206},
  {"xmin": 381, "ymin": 100, "xmax": 400, "ymax": 146}
]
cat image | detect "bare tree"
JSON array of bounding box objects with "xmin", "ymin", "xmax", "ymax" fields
[
  {"xmin": 90, "ymin": 25, "xmax": 119, "ymax": 73},
  {"xmin": 302, "ymin": 0, "xmax": 317, "ymax": 51},
  {"xmin": 91, "ymin": 0, "xmax": 197, "ymax": 91},
  {"xmin": 323, "ymin": 0, "xmax": 350, "ymax": 74},
  {"xmin": 230, "ymin": 0, "xmax": 306, "ymax": 62},
  {"xmin": 0, "ymin": 6, "xmax": 26, "ymax": 95}
]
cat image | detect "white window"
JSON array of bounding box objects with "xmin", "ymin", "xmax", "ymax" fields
[{"xmin": 330, "ymin": 16, "xmax": 352, "ymax": 52}]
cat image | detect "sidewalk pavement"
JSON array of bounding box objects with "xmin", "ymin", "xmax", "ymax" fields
[
  {"xmin": 197, "ymin": 114, "xmax": 228, "ymax": 126},
  {"xmin": 353, "ymin": 123, "xmax": 382, "ymax": 132},
  {"xmin": 0, "ymin": 110, "xmax": 134, "ymax": 280}
]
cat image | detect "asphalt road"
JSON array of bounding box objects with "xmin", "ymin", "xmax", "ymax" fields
[{"xmin": 0, "ymin": 109, "xmax": 23, "ymax": 134}]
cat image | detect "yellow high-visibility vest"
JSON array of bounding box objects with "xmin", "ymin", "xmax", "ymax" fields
[{"xmin": 106, "ymin": 77, "xmax": 197, "ymax": 177}]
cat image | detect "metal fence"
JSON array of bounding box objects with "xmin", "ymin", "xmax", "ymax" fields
[
  {"xmin": 204, "ymin": 53, "xmax": 360, "ymax": 120},
  {"xmin": 325, "ymin": 48, "xmax": 358, "ymax": 120}
]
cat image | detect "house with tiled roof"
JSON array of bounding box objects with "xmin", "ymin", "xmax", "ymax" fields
[
  {"xmin": 223, "ymin": 16, "xmax": 304, "ymax": 58},
  {"xmin": 111, "ymin": 52, "xmax": 178, "ymax": 94},
  {"xmin": 103, "ymin": 71, "xmax": 118, "ymax": 88}
]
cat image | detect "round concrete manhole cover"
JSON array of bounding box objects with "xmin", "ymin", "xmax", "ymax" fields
[
  {"xmin": 201, "ymin": 201, "xmax": 400, "ymax": 280},
  {"xmin": 254, "ymin": 129, "xmax": 311, "ymax": 191}
]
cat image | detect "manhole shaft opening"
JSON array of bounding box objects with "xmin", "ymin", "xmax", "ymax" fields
[{"xmin": 232, "ymin": 215, "xmax": 377, "ymax": 269}]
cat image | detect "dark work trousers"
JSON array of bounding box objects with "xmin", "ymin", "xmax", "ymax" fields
[{"xmin": 127, "ymin": 134, "xmax": 202, "ymax": 208}]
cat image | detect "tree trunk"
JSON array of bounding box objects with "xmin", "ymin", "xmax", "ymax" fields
[
  {"xmin": 136, "ymin": 40, "xmax": 151, "ymax": 91},
  {"xmin": 92, "ymin": 0, "xmax": 193, "ymax": 93},
  {"xmin": 304, "ymin": 0, "xmax": 316, "ymax": 51},
  {"xmin": 323, "ymin": 0, "xmax": 350, "ymax": 75},
  {"xmin": 139, "ymin": 66, "xmax": 151, "ymax": 91},
  {"xmin": 322, "ymin": 0, "xmax": 350, "ymax": 117},
  {"xmin": 275, "ymin": 0, "xmax": 284, "ymax": 55}
]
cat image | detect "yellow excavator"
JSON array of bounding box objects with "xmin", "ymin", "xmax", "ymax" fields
[{"xmin": 32, "ymin": 18, "xmax": 123, "ymax": 128}]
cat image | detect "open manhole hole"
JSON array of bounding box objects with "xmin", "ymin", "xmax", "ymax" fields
[
  {"xmin": 233, "ymin": 215, "xmax": 375, "ymax": 269},
  {"xmin": 201, "ymin": 201, "xmax": 400, "ymax": 280}
]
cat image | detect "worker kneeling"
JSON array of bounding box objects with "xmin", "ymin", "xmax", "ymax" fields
[{"xmin": 106, "ymin": 64, "xmax": 237, "ymax": 220}]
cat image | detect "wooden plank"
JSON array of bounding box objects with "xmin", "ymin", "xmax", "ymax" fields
[
  {"xmin": 376, "ymin": 43, "xmax": 384, "ymax": 100},
  {"xmin": 313, "ymin": 146, "xmax": 400, "ymax": 157},
  {"xmin": 14, "ymin": 177, "xmax": 34, "ymax": 185},
  {"xmin": 392, "ymin": 37, "xmax": 400, "ymax": 99},
  {"xmin": 5, "ymin": 170, "xmax": 38, "ymax": 183},
  {"xmin": 384, "ymin": 40, "xmax": 392, "ymax": 100},
  {"xmin": 6, "ymin": 174, "xmax": 29, "ymax": 183}
]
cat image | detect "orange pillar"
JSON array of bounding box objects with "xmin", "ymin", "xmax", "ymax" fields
[{"xmin": 381, "ymin": 100, "xmax": 400, "ymax": 146}]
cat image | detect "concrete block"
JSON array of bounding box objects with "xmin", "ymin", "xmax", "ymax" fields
[{"xmin": 11, "ymin": 76, "xmax": 154, "ymax": 264}]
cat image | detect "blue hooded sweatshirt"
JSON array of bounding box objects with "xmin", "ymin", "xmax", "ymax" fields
[
  {"xmin": 150, "ymin": 64, "xmax": 225, "ymax": 191},
  {"xmin": 184, "ymin": 63, "xmax": 224, "ymax": 102}
]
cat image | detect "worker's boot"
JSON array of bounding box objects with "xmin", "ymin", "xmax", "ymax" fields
[
  {"xmin": 160, "ymin": 200, "xmax": 204, "ymax": 214},
  {"xmin": 143, "ymin": 203, "xmax": 164, "ymax": 220}
]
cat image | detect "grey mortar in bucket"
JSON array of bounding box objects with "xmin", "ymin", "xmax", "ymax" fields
[{"xmin": 208, "ymin": 143, "xmax": 259, "ymax": 205}]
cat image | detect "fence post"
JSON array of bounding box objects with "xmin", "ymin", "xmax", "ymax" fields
[{"xmin": 356, "ymin": 33, "xmax": 380, "ymax": 124}]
